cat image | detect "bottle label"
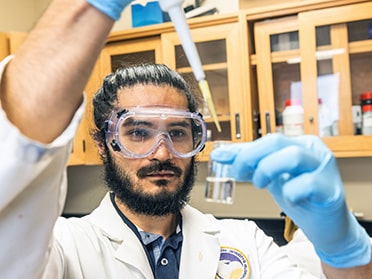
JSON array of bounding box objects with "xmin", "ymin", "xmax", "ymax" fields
[
  {"xmin": 282, "ymin": 103, "xmax": 304, "ymax": 137},
  {"xmin": 283, "ymin": 124, "xmax": 304, "ymax": 137},
  {"xmin": 363, "ymin": 115, "xmax": 372, "ymax": 127},
  {"xmin": 362, "ymin": 113, "xmax": 372, "ymax": 135}
]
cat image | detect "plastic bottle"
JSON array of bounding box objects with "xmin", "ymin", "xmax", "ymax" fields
[
  {"xmin": 360, "ymin": 92, "xmax": 372, "ymax": 135},
  {"xmin": 352, "ymin": 105, "xmax": 362, "ymax": 135},
  {"xmin": 283, "ymin": 99, "xmax": 304, "ymax": 137},
  {"xmin": 360, "ymin": 92, "xmax": 372, "ymax": 110},
  {"xmin": 318, "ymin": 98, "xmax": 332, "ymax": 137},
  {"xmin": 362, "ymin": 105, "xmax": 372, "ymax": 135}
]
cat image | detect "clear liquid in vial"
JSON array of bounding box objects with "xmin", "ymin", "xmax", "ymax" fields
[{"xmin": 205, "ymin": 176, "xmax": 235, "ymax": 204}]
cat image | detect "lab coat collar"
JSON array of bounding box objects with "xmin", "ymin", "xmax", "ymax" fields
[
  {"xmin": 179, "ymin": 204, "xmax": 222, "ymax": 279},
  {"xmin": 88, "ymin": 192, "xmax": 223, "ymax": 278}
]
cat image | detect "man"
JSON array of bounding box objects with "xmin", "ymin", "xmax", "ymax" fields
[{"xmin": 0, "ymin": 0, "xmax": 371, "ymax": 278}]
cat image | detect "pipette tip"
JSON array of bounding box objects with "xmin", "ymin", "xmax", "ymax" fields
[{"xmin": 198, "ymin": 80, "xmax": 221, "ymax": 132}]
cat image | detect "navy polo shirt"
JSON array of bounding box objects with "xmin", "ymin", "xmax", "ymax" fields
[{"xmin": 110, "ymin": 193, "xmax": 183, "ymax": 278}]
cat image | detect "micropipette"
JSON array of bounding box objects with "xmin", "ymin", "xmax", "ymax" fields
[{"xmin": 158, "ymin": 0, "xmax": 221, "ymax": 132}]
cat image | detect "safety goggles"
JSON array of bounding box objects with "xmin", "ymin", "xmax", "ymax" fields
[{"xmin": 105, "ymin": 107, "xmax": 207, "ymax": 158}]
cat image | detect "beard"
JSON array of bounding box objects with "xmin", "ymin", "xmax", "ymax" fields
[{"xmin": 103, "ymin": 151, "xmax": 196, "ymax": 217}]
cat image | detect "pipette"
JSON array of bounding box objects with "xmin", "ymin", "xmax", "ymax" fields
[{"xmin": 158, "ymin": 0, "xmax": 221, "ymax": 132}]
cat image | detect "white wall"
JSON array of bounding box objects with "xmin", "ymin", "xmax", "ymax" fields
[
  {"xmin": 0, "ymin": 0, "xmax": 239, "ymax": 32},
  {"xmin": 0, "ymin": 0, "xmax": 38, "ymax": 31},
  {"xmin": 0, "ymin": 0, "xmax": 130, "ymax": 32}
]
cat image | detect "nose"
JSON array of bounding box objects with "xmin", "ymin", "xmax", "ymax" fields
[{"xmin": 147, "ymin": 139, "xmax": 174, "ymax": 161}]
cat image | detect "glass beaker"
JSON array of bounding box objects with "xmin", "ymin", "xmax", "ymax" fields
[{"xmin": 205, "ymin": 141, "xmax": 236, "ymax": 204}]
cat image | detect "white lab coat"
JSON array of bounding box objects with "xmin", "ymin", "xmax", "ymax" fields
[
  {"xmin": 280, "ymin": 230, "xmax": 327, "ymax": 279},
  {"xmin": 0, "ymin": 56, "xmax": 317, "ymax": 278},
  {"xmin": 53, "ymin": 193, "xmax": 317, "ymax": 278}
]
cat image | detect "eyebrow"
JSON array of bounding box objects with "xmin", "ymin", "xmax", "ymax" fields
[
  {"xmin": 122, "ymin": 119, "xmax": 153, "ymax": 127},
  {"xmin": 122, "ymin": 118, "xmax": 191, "ymax": 129},
  {"xmin": 167, "ymin": 120, "xmax": 191, "ymax": 129}
]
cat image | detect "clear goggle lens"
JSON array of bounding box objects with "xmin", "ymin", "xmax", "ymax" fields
[{"xmin": 105, "ymin": 107, "xmax": 207, "ymax": 158}]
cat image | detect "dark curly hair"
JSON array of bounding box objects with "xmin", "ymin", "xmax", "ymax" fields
[{"xmin": 92, "ymin": 63, "xmax": 202, "ymax": 147}]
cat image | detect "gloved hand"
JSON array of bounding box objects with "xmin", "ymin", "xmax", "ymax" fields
[
  {"xmin": 86, "ymin": 0, "xmax": 133, "ymax": 20},
  {"xmin": 211, "ymin": 133, "xmax": 371, "ymax": 268}
]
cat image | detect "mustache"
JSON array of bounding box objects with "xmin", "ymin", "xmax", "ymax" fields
[{"xmin": 137, "ymin": 161, "xmax": 182, "ymax": 178}]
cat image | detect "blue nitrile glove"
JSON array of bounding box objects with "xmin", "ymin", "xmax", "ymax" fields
[
  {"xmin": 211, "ymin": 133, "xmax": 371, "ymax": 268},
  {"xmin": 86, "ymin": 0, "xmax": 133, "ymax": 20}
]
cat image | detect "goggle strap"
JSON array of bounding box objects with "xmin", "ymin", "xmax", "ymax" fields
[
  {"xmin": 116, "ymin": 109, "xmax": 128, "ymax": 119},
  {"xmin": 111, "ymin": 139, "xmax": 121, "ymax": 152}
]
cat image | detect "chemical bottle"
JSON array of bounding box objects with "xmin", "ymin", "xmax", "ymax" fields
[
  {"xmin": 360, "ymin": 92, "xmax": 372, "ymax": 111},
  {"xmin": 318, "ymin": 98, "xmax": 332, "ymax": 137},
  {"xmin": 283, "ymin": 99, "xmax": 304, "ymax": 137},
  {"xmin": 360, "ymin": 92, "xmax": 372, "ymax": 135},
  {"xmin": 362, "ymin": 105, "xmax": 372, "ymax": 135},
  {"xmin": 360, "ymin": 92, "xmax": 372, "ymax": 116}
]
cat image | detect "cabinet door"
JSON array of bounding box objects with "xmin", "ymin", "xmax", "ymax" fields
[
  {"xmin": 254, "ymin": 16, "xmax": 300, "ymax": 136},
  {"xmin": 100, "ymin": 36, "xmax": 163, "ymax": 76},
  {"xmin": 0, "ymin": 32, "xmax": 28, "ymax": 59},
  {"xmin": 83, "ymin": 37, "xmax": 163, "ymax": 164},
  {"xmin": 0, "ymin": 33, "xmax": 8, "ymax": 60},
  {"xmin": 299, "ymin": 2, "xmax": 372, "ymax": 156},
  {"xmin": 254, "ymin": 2, "xmax": 372, "ymax": 157},
  {"xmin": 162, "ymin": 23, "xmax": 251, "ymax": 161}
]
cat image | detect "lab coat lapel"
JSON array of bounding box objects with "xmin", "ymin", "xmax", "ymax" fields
[
  {"xmin": 179, "ymin": 205, "xmax": 221, "ymax": 279},
  {"xmin": 89, "ymin": 193, "xmax": 154, "ymax": 278},
  {"xmin": 114, "ymin": 235, "xmax": 154, "ymax": 278}
]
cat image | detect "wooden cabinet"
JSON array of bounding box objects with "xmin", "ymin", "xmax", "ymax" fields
[
  {"xmin": 4, "ymin": 1, "xmax": 369, "ymax": 166},
  {"xmin": 250, "ymin": 1, "xmax": 372, "ymax": 157},
  {"xmin": 84, "ymin": 0, "xmax": 372, "ymax": 164}
]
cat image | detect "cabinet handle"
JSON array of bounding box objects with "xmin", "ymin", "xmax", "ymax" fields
[
  {"xmin": 235, "ymin": 113, "xmax": 241, "ymax": 139},
  {"xmin": 265, "ymin": 112, "xmax": 271, "ymax": 134}
]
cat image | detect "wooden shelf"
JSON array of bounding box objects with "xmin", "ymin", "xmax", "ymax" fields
[{"xmin": 323, "ymin": 135, "xmax": 372, "ymax": 157}]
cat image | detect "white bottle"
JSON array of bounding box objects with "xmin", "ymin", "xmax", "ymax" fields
[
  {"xmin": 318, "ymin": 98, "xmax": 332, "ymax": 137},
  {"xmin": 362, "ymin": 105, "xmax": 372, "ymax": 135},
  {"xmin": 283, "ymin": 99, "xmax": 304, "ymax": 137}
]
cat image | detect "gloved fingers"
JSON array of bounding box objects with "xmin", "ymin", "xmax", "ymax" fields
[
  {"xmin": 251, "ymin": 144, "xmax": 321, "ymax": 188},
  {"xmin": 211, "ymin": 133, "xmax": 299, "ymax": 168},
  {"xmin": 225, "ymin": 134, "xmax": 318, "ymax": 182},
  {"xmin": 263, "ymin": 151, "xmax": 343, "ymax": 205},
  {"xmin": 250, "ymin": 145, "xmax": 324, "ymax": 204},
  {"xmin": 211, "ymin": 133, "xmax": 326, "ymax": 162},
  {"xmin": 210, "ymin": 142, "xmax": 246, "ymax": 164},
  {"xmin": 210, "ymin": 133, "xmax": 333, "ymax": 187},
  {"xmin": 270, "ymin": 173, "xmax": 319, "ymax": 204}
]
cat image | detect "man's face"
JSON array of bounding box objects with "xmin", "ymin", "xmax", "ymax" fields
[{"xmin": 103, "ymin": 84, "xmax": 196, "ymax": 216}]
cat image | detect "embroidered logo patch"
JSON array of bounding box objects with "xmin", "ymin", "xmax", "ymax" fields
[{"xmin": 216, "ymin": 246, "xmax": 251, "ymax": 279}]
